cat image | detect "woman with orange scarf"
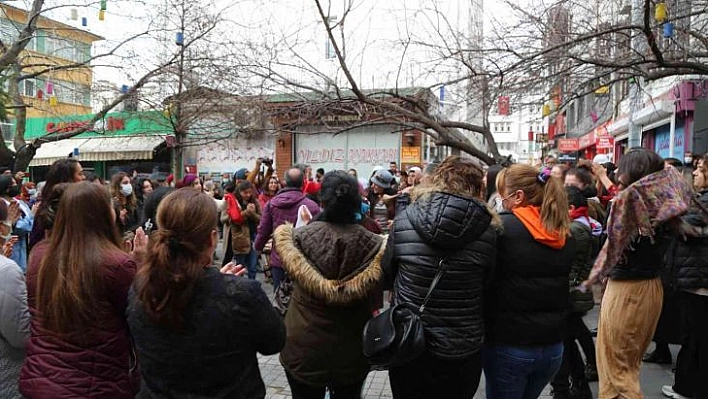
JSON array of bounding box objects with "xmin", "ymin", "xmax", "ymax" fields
[{"xmin": 483, "ymin": 164, "xmax": 575, "ymax": 398}]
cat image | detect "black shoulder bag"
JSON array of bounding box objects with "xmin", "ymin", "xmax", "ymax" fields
[{"xmin": 362, "ymin": 258, "xmax": 448, "ymax": 369}]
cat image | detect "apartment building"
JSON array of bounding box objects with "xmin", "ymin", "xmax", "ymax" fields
[{"xmin": 1, "ymin": 3, "xmax": 102, "ymax": 119}]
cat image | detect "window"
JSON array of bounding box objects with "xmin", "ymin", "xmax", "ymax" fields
[
  {"xmin": 44, "ymin": 34, "xmax": 90, "ymax": 63},
  {"xmin": 324, "ymin": 16, "xmax": 337, "ymax": 59},
  {"xmin": 52, "ymin": 81, "xmax": 91, "ymax": 106},
  {"xmin": 22, "ymin": 79, "xmax": 36, "ymax": 97}
]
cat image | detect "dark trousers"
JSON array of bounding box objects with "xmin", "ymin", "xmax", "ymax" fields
[
  {"xmin": 552, "ymin": 313, "xmax": 593, "ymax": 390},
  {"xmin": 673, "ymin": 291, "xmax": 708, "ymax": 399},
  {"xmin": 221, "ymin": 228, "xmax": 233, "ymax": 267},
  {"xmin": 286, "ymin": 372, "xmax": 365, "ymax": 399},
  {"xmin": 575, "ymin": 316, "xmax": 596, "ymax": 366},
  {"xmin": 389, "ymin": 350, "xmax": 482, "ymax": 399}
]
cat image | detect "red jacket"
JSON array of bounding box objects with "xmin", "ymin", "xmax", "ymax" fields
[{"xmin": 20, "ymin": 241, "xmax": 139, "ymax": 398}]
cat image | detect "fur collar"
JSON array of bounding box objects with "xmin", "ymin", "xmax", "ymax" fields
[{"xmin": 273, "ymin": 223, "xmax": 385, "ymax": 304}]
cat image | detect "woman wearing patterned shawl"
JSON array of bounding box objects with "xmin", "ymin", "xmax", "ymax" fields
[{"xmin": 583, "ymin": 148, "xmax": 694, "ymax": 399}]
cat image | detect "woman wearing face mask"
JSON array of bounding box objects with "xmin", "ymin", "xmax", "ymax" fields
[
  {"xmin": 17, "ymin": 183, "xmax": 36, "ymax": 208},
  {"xmin": 0, "ymin": 176, "xmax": 33, "ymax": 273},
  {"xmin": 0, "ymin": 199, "xmax": 30, "ymax": 398},
  {"xmin": 110, "ymin": 172, "xmax": 139, "ymax": 236},
  {"xmin": 484, "ymin": 164, "xmax": 575, "ymax": 398}
]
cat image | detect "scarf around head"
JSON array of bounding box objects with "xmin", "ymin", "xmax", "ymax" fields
[{"xmin": 586, "ymin": 166, "xmax": 693, "ymax": 284}]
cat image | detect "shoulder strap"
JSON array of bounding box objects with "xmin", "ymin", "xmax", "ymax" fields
[{"xmin": 419, "ymin": 258, "xmax": 448, "ymax": 314}]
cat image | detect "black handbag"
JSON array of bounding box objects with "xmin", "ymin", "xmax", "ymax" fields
[{"xmin": 362, "ymin": 258, "xmax": 448, "ymax": 369}]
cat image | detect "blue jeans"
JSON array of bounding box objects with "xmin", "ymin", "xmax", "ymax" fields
[
  {"xmin": 232, "ymin": 249, "xmax": 258, "ymax": 279},
  {"xmin": 483, "ymin": 343, "xmax": 564, "ymax": 399}
]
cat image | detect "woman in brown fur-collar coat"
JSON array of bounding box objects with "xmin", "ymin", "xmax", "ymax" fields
[{"xmin": 273, "ymin": 170, "xmax": 385, "ymax": 398}]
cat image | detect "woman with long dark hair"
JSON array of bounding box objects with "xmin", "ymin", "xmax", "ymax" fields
[
  {"xmin": 274, "ymin": 171, "xmax": 385, "ymax": 398},
  {"xmin": 258, "ymin": 176, "xmax": 280, "ymax": 209},
  {"xmin": 584, "ymin": 148, "xmax": 693, "ymax": 398},
  {"xmin": 110, "ymin": 172, "xmax": 139, "ymax": 236},
  {"xmin": 127, "ymin": 188, "xmax": 284, "ymax": 398},
  {"xmin": 20, "ymin": 182, "xmax": 143, "ymax": 398},
  {"xmin": 30, "ymin": 158, "xmax": 86, "ymax": 249}
]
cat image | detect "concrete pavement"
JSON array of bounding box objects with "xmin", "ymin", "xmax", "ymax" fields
[
  {"xmin": 216, "ymin": 248, "xmax": 677, "ymax": 398},
  {"xmin": 257, "ymin": 305, "xmax": 677, "ymax": 399}
]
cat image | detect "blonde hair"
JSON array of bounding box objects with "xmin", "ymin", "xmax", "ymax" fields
[
  {"xmin": 411, "ymin": 156, "xmax": 484, "ymax": 201},
  {"xmin": 496, "ymin": 164, "xmax": 569, "ymax": 237}
]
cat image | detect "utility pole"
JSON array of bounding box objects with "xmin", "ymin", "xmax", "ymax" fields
[{"xmin": 627, "ymin": 0, "xmax": 647, "ymax": 148}]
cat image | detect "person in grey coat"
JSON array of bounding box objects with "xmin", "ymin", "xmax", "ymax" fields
[{"xmin": 0, "ymin": 200, "xmax": 31, "ymax": 398}]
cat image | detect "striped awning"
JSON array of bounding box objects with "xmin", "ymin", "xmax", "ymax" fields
[{"xmin": 29, "ymin": 135, "xmax": 168, "ymax": 166}]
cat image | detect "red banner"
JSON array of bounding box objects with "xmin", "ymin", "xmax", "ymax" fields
[
  {"xmin": 498, "ymin": 96, "xmax": 510, "ymax": 115},
  {"xmin": 558, "ymin": 138, "xmax": 579, "ymax": 152}
]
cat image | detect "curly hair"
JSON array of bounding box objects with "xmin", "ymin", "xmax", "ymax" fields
[{"xmin": 411, "ymin": 156, "xmax": 484, "ymax": 201}]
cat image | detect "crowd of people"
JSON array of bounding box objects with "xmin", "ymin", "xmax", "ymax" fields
[{"xmin": 0, "ymin": 149, "xmax": 705, "ymax": 399}]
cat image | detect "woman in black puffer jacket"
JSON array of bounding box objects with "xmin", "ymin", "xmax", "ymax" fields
[
  {"xmin": 382, "ymin": 156, "xmax": 498, "ymax": 399},
  {"xmin": 662, "ymin": 158, "xmax": 708, "ymax": 399}
]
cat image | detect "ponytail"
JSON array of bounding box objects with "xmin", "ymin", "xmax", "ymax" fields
[
  {"xmin": 498, "ymin": 164, "xmax": 569, "ymax": 237},
  {"xmin": 540, "ymin": 175, "xmax": 570, "ymax": 237},
  {"xmin": 133, "ymin": 188, "xmax": 218, "ymax": 329},
  {"xmin": 135, "ymin": 229, "xmax": 206, "ymax": 328}
]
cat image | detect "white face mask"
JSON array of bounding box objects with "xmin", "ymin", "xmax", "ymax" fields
[
  {"xmin": 120, "ymin": 183, "xmax": 133, "ymax": 197},
  {"xmin": 28, "ymin": 188, "xmax": 37, "ymax": 197}
]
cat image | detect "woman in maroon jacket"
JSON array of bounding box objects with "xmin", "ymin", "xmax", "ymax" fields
[{"xmin": 20, "ymin": 182, "xmax": 144, "ymax": 398}]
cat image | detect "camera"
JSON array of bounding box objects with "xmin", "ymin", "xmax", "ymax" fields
[{"xmin": 262, "ymin": 157, "xmax": 274, "ymax": 166}]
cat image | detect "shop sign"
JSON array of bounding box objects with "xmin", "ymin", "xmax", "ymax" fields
[
  {"xmin": 401, "ymin": 146, "xmax": 421, "ymax": 164},
  {"xmin": 558, "ymin": 153, "xmax": 578, "ymax": 162},
  {"xmin": 578, "ymin": 131, "xmax": 595, "ymax": 149},
  {"xmin": 558, "ymin": 138, "xmax": 579, "ymax": 152},
  {"xmin": 25, "ymin": 111, "xmax": 172, "ymax": 140},
  {"xmin": 596, "ymin": 136, "xmax": 615, "ymax": 149}
]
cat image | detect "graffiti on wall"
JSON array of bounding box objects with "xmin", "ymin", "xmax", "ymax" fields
[
  {"xmin": 296, "ymin": 147, "xmax": 398, "ymax": 166},
  {"xmin": 197, "ymin": 145, "xmax": 274, "ymax": 173}
]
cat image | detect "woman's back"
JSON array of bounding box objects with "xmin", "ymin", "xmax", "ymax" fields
[
  {"xmin": 127, "ymin": 267, "xmax": 284, "ymax": 399},
  {"xmin": 389, "ymin": 191, "xmax": 497, "ymax": 359},
  {"xmin": 274, "ymin": 220, "xmax": 385, "ymax": 387},
  {"xmin": 486, "ymin": 212, "xmax": 574, "ymax": 346},
  {"xmin": 20, "ymin": 240, "xmax": 138, "ymax": 398}
]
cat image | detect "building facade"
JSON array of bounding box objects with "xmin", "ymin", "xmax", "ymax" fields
[{"xmin": 1, "ymin": 4, "xmax": 102, "ymax": 119}]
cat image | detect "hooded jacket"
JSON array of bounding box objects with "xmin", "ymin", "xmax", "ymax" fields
[
  {"xmin": 382, "ymin": 192, "xmax": 497, "ymax": 360},
  {"xmin": 273, "ymin": 221, "xmax": 384, "ymax": 386},
  {"xmin": 485, "ymin": 211, "xmax": 574, "ymax": 346},
  {"xmin": 254, "ymin": 188, "xmax": 320, "ymax": 269}
]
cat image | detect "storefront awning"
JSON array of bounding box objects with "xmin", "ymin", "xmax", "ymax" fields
[
  {"xmin": 29, "ymin": 135, "xmax": 168, "ymax": 166},
  {"xmin": 607, "ymin": 100, "xmax": 674, "ymax": 136}
]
